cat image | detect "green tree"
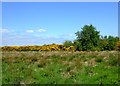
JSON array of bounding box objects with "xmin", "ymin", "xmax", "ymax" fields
[
  {"xmin": 100, "ymin": 35, "xmax": 119, "ymax": 50},
  {"xmin": 75, "ymin": 24, "xmax": 100, "ymax": 51},
  {"xmin": 107, "ymin": 36, "xmax": 119, "ymax": 50},
  {"xmin": 73, "ymin": 40, "xmax": 82, "ymax": 51},
  {"xmin": 63, "ymin": 40, "xmax": 73, "ymax": 48}
]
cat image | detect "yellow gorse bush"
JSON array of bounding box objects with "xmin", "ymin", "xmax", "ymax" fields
[{"xmin": 1, "ymin": 44, "xmax": 76, "ymax": 51}]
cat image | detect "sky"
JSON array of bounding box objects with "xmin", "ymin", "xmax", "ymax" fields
[
  {"xmin": 1, "ymin": 2, "xmax": 118, "ymax": 46},
  {"xmin": 1, "ymin": 0, "xmax": 119, "ymax": 2}
]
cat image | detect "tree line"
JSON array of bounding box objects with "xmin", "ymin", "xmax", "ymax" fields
[
  {"xmin": 63, "ymin": 24, "xmax": 120, "ymax": 51},
  {"xmin": 1, "ymin": 24, "xmax": 120, "ymax": 51}
]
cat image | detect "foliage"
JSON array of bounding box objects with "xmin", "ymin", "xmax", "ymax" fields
[
  {"xmin": 116, "ymin": 40, "xmax": 120, "ymax": 51},
  {"xmin": 73, "ymin": 40, "xmax": 82, "ymax": 51},
  {"xmin": 100, "ymin": 36, "xmax": 119, "ymax": 51},
  {"xmin": 63, "ymin": 40, "xmax": 73, "ymax": 48},
  {"xmin": 75, "ymin": 24, "xmax": 100, "ymax": 51},
  {"xmin": 74, "ymin": 24, "xmax": 119, "ymax": 51}
]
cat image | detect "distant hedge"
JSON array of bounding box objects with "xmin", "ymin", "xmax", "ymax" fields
[
  {"xmin": 1, "ymin": 44, "xmax": 75, "ymax": 51},
  {"xmin": 1, "ymin": 41, "xmax": 120, "ymax": 51}
]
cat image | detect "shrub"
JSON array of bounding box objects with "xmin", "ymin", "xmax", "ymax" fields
[
  {"xmin": 116, "ymin": 41, "xmax": 120, "ymax": 51},
  {"xmin": 63, "ymin": 41, "xmax": 73, "ymax": 48},
  {"xmin": 73, "ymin": 40, "xmax": 82, "ymax": 51}
]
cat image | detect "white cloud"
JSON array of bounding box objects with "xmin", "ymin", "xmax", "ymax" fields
[
  {"xmin": 0, "ymin": 29, "xmax": 10, "ymax": 33},
  {"xmin": 26, "ymin": 28, "xmax": 46, "ymax": 33},
  {"xmin": 26, "ymin": 30, "xmax": 34, "ymax": 33},
  {"xmin": 38, "ymin": 29, "xmax": 46, "ymax": 32}
]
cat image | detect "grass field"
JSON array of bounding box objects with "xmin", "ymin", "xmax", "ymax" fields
[{"xmin": 2, "ymin": 51, "xmax": 119, "ymax": 84}]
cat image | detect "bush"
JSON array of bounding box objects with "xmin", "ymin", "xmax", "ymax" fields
[
  {"xmin": 116, "ymin": 41, "xmax": 120, "ymax": 51},
  {"xmin": 73, "ymin": 40, "xmax": 82, "ymax": 51},
  {"xmin": 63, "ymin": 41, "xmax": 73, "ymax": 48}
]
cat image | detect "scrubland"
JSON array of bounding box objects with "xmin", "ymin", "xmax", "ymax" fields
[{"xmin": 2, "ymin": 51, "xmax": 119, "ymax": 84}]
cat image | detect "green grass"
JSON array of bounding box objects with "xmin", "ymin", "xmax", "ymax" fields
[{"xmin": 2, "ymin": 51, "xmax": 119, "ymax": 84}]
